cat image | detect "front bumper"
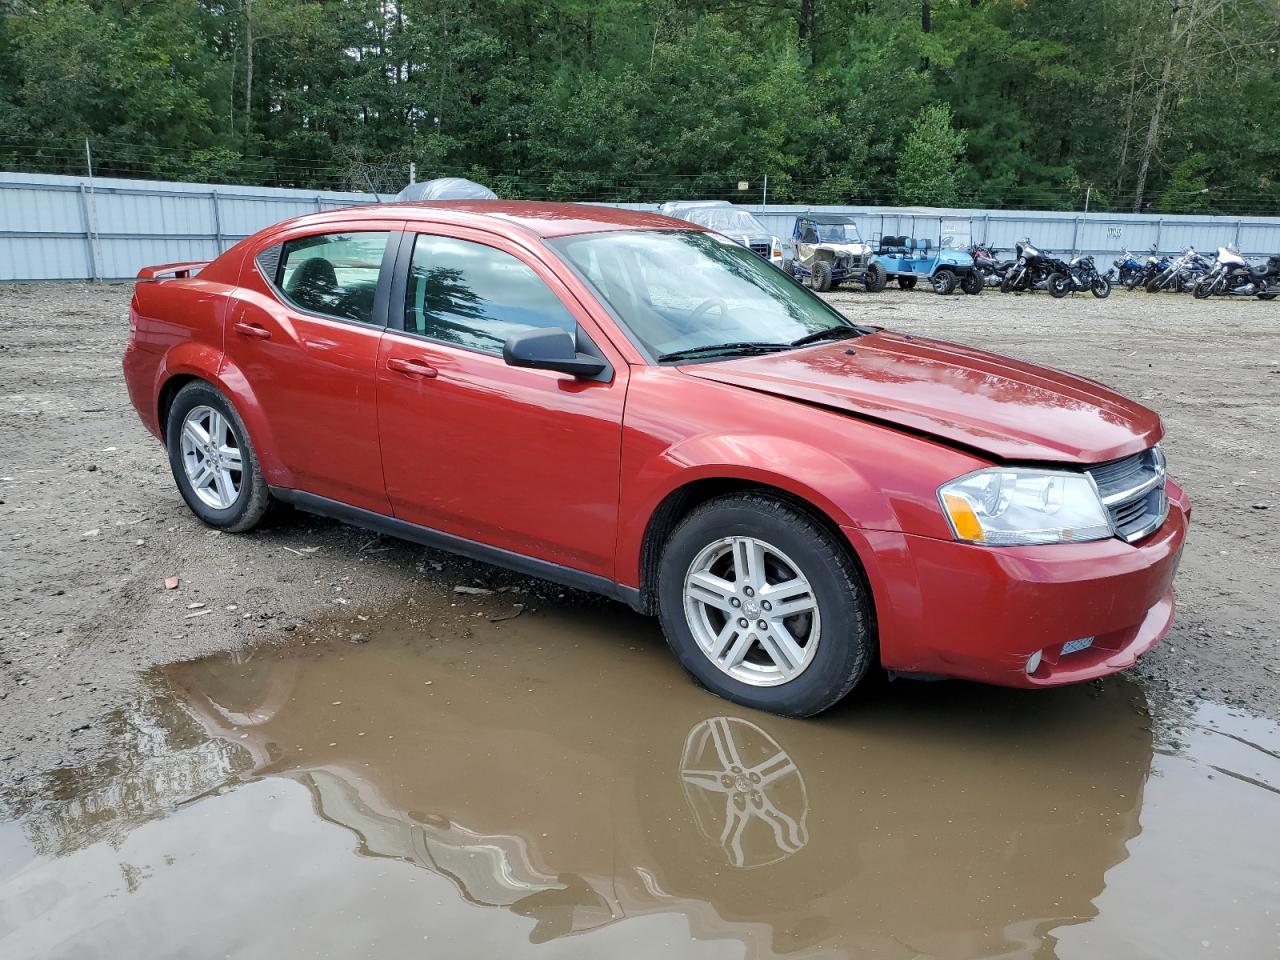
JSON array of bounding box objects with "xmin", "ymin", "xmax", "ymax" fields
[{"xmin": 844, "ymin": 479, "xmax": 1190, "ymax": 688}]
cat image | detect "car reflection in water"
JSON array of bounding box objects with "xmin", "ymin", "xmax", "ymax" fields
[
  {"xmin": 680, "ymin": 716, "xmax": 809, "ymax": 869},
  {"xmin": 135, "ymin": 604, "xmax": 1153, "ymax": 959}
]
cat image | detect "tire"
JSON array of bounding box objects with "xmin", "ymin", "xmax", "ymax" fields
[
  {"xmin": 931, "ymin": 269, "xmax": 957, "ymax": 295},
  {"xmin": 1259, "ymin": 287, "xmax": 1278, "ymax": 301},
  {"xmin": 1192, "ymin": 277, "xmax": 1214, "ymax": 300},
  {"xmin": 863, "ymin": 261, "xmax": 887, "ymax": 293},
  {"xmin": 1000, "ymin": 271, "xmax": 1017, "ymax": 294},
  {"xmin": 809, "ymin": 260, "xmax": 833, "ymax": 292},
  {"xmin": 1090, "ymin": 276, "xmax": 1112, "ymax": 299},
  {"xmin": 656, "ymin": 493, "xmax": 875, "ymax": 718},
  {"xmin": 1144, "ymin": 275, "xmax": 1163, "ymax": 293},
  {"xmin": 897, "ymin": 275, "xmax": 917, "ymax": 291},
  {"xmin": 165, "ymin": 380, "xmax": 271, "ymax": 533},
  {"xmin": 960, "ymin": 270, "xmax": 983, "ymax": 295},
  {"xmin": 1047, "ymin": 272, "xmax": 1070, "ymax": 298}
]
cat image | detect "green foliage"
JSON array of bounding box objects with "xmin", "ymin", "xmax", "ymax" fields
[
  {"xmin": 0, "ymin": 0, "xmax": 1276, "ymax": 213},
  {"xmin": 1155, "ymin": 153, "xmax": 1211, "ymax": 214},
  {"xmin": 894, "ymin": 103, "xmax": 968, "ymax": 207}
]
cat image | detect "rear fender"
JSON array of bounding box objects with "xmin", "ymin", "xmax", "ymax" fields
[{"xmin": 156, "ymin": 347, "xmax": 292, "ymax": 487}]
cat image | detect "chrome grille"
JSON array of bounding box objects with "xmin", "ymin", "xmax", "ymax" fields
[
  {"xmin": 749, "ymin": 241, "xmax": 771, "ymax": 259},
  {"xmin": 1086, "ymin": 447, "xmax": 1168, "ymax": 543}
]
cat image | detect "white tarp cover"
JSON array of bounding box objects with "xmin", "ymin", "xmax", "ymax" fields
[{"xmin": 396, "ymin": 177, "xmax": 498, "ymax": 201}]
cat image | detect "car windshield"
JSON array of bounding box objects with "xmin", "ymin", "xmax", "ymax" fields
[
  {"xmin": 817, "ymin": 223, "xmax": 858, "ymax": 243},
  {"xmin": 682, "ymin": 207, "xmax": 768, "ymax": 236},
  {"xmin": 550, "ymin": 230, "xmax": 854, "ymax": 360}
]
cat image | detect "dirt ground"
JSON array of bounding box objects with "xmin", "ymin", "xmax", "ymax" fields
[{"xmin": 1, "ymin": 281, "xmax": 1277, "ymax": 793}]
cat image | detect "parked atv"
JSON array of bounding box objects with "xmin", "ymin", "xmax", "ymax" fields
[
  {"xmin": 875, "ymin": 235, "xmax": 983, "ymax": 295},
  {"xmin": 789, "ymin": 215, "xmax": 887, "ymax": 292}
]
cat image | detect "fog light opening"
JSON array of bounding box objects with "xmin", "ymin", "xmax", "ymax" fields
[
  {"xmin": 1061, "ymin": 636, "xmax": 1095, "ymax": 657},
  {"xmin": 1026, "ymin": 649, "xmax": 1043, "ymax": 675}
]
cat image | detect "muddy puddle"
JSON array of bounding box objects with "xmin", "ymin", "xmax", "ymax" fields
[{"xmin": 2, "ymin": 600, "xmax": 1278, "ymax": 959}]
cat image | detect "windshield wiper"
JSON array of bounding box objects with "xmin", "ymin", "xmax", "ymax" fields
[
  {"xmin": 657, "ymin": 341, "xmax": 791, "ymax": 363},
  {"xmin": 790, "ymin": 324, "xmax": 863, "ymax": 347}
]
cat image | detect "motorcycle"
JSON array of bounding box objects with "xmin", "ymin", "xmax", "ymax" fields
[
  {"xmin": 1000, "ymin": 239, "xmax": 1057, "ymax": 293},
  {"xmin": 1048, "ymin": 255, "xmax": 1111, "ymax": 299},
  {"xmin": 1126, "ymin": 248, "xmax": 1171, "ymax": 290},
  {"xmin": 1192, "ymin": 246, "xmax": 1279, "ymax": 300},
  {"xmin": 1145, "ymin": 246, "xmax": 1211, "ymax": 293},
  {"xmin": 967, "ymin": 242, "xmax": 1006, "ymax": 287},
  {"xmin": 1111, "ymin": 250, "xmax": 1144, "ymax": 288}
]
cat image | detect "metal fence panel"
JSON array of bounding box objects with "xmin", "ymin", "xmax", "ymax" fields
[{"xmin": 4, "ymin": 172, "xmax": 1280, "ymax": 281}]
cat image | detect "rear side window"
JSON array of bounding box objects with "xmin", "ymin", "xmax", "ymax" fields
[
  {"xmin": 404, "ymin": 234, "xmax": 577, "ymax": 354},
  {"xmin": 271, "ymin": 232, "xmax": 390, "ymax": 324}
]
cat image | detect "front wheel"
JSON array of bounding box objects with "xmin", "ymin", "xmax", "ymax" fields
[
  {"xmin": 1047, "ymin": 273, "xmax": 1071, "ymax": 299},
  {"xmin": 1145, "ymin": 275, "xmax": 1163, "ymax": 293},
  {"xmin": 931, "ymin": 269, "xmax": 957, "ymax": 295},
  {"xmin": 1192, "ymin": 277, "xmax": 1215, "ymax": 300},
  {"xmin": 657, "ymin": 494, "xmax": 875, "ymax": 718},
  {"xmin": 960, "ymin": 270, "xmax": 983, "ymax": 295},
  {"xmin": 166, "ymin": 380, "xmax": 272, "ymax": 532},
  {"xmin": 1091, "ymin": 276, "xmax": 1112, "ymax": 299},
  {"xmin": 863, "ymin": 261, "xmax": 887, "ymax": 293},
  {"xmin": 809, "ymin": 260, "xmax": 833, "ymax": 292},
  {"xmin": 1000, "ymin": 271, "xmax": 1018, "ymax": 293}
]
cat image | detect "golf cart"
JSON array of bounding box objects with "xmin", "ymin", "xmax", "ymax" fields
[
  {"xmin": 875, "ymin": 219, "xmax": 982, "ymax": 295},
  {"xmin": 659, "ymin": 201, "xmax": 788, "ymax": 271},
  {"xmin": 789, "ymin": 214, "xmax": 886, "ymax": 292}
]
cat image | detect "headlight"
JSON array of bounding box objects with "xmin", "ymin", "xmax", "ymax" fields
[{"xmin": 938, "ymin": 468, "xmax": 1112, "ymax": 546}]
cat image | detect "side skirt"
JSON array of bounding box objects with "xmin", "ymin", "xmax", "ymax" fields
[{"xmin": 271, "ymin": 488, "xmax": 645, "ymax": 611}]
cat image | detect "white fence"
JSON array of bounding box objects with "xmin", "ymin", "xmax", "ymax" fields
[{"xmin": 4, "ymin": 171, "xmax": 1280, "ymax": 281}]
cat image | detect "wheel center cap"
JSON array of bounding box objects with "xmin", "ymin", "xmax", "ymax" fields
[{"xmin": 743, "ymin": 598, "xmax": 761, "ymax": 617}]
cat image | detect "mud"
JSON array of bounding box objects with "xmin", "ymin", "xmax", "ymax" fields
[
  {"xmin": 2, "ymin": 604, "xmax": 1279, "ymax": 958},
  {"xmin": 3, "ymin": 281, "xmax": 1279, "ymax": 798}
]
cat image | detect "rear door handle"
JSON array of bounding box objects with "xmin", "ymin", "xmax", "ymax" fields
[
  {"xmin": 234, "ymin": 321, "xmax": 271, "ymax": 340},
  {"xmin": 387, "ymin": 357, "xmax": 438, "ymax": 378}
]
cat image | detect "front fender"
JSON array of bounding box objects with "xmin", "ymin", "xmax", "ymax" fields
[{"xmin": 616, "ymin": 432, "xmax": 907, "ymax": 589}]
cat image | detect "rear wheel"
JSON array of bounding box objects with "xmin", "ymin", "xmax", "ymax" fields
[
  {"xmin": 863, "ymin": 262, "xmax": 887, "ymax": 293},
  {"xmin": 960, "ymin": 270, "xmax": 983, "ymax": 295},
  {"xmin": 897, "ymin": 275, "xmax": 917, "ymax": 291},
  {"xmin": 931, "ymin": 269, "xmax": 957, "ymax": 295},
  {"xmin": 809, "ymin": 260, "xmax": 833, "ymax": 292},
  {"xmin": 165, "ymin": 381, "xmax": 271, "ymax": 532},
  {"xmin": 657, "ymin": 494, "xmax": 875, "ymax": 718},
  {"xmin": 1047, "ymin": 273, "xmax": 1071, "ymax": 298}
]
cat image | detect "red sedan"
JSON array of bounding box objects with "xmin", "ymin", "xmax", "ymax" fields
[{"xmin": 123, "ymin": 201, "xmax": 1189, "ymax": 716}]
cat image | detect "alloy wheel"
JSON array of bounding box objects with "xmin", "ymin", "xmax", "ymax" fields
[
  {"xmin": 179, "ymin": 404, "xmax": 243, "ymax": 510},
  {"xmin": 682, "ymin": 536, "xmax": 821, "ymax": 687}
]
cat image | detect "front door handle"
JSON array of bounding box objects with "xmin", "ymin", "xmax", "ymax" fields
[
  {"xmin": 387, "ymin": 357, "xmax": 438, "ymax": 379},
  {"xmin": 234, "ymin": 321, "xmax": 271, "ymax": 340}
]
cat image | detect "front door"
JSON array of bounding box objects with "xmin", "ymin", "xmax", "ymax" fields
[
  {"xmin": 227, "ymin": 224, "xmax": 398, "ymax": 513},
  {"xmin": 375, "ymin": 228, "xmax": 627, "ymax": 578}
]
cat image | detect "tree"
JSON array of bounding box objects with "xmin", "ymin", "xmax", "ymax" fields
[{"xmin": 894, "ymin": 103, "xmax": 968, "ymax": 206}]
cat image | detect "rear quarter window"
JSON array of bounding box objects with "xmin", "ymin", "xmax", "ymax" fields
[{"xmin": 265, "ymin": 232, "xmax": 391, "ymax": 325}]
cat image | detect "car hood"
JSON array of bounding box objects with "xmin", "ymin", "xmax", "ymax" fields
[{"xmin": 681, "ymin": 332, "xmax": 1162, "ymax": 464}]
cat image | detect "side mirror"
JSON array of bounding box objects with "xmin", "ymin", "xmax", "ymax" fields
[{"xmin": 503, "ymin": 327, "xmax": 607, "ymax": 378}]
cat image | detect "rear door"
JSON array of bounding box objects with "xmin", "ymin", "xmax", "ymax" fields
[
  {"xmin": 375, "ymin": 226, "xmax": 627, "ymax": 577},
  {"xmin": 228, "ymin": 222, "xmax": 400, "ymax": 513}
]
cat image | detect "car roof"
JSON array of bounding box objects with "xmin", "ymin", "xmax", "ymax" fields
[{"xmin": 276, "ymin": 200, "xmax": 700, "ymax": 240}]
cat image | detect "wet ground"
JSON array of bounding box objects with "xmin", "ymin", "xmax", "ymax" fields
[{"xmin": 3, "ymin": 601, "xmax": 1278, "ymax": 959}]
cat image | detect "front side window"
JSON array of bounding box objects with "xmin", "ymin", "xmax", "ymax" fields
[
  {"xmin": 404, "ymin": 234, "xmax": 577, "ymax": 354},
  {"xmin": 550, "ymin": 230, "xmax": 852, "ymax": 360},
  {"xmin": 274, "ymin": 231, "xmax": 390, "ymax": 324}
]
